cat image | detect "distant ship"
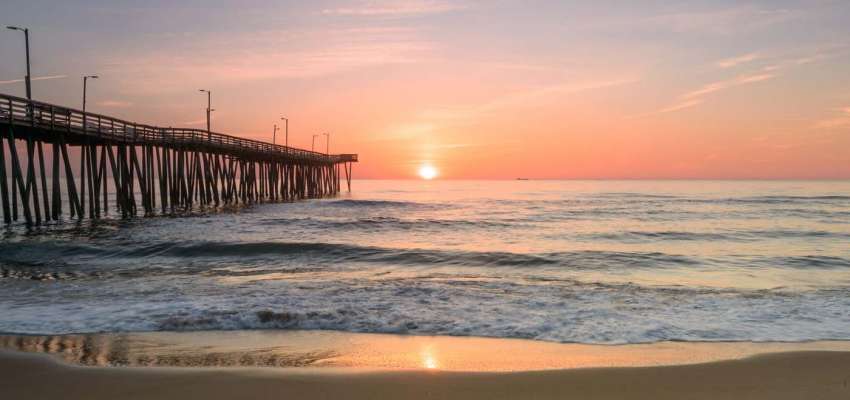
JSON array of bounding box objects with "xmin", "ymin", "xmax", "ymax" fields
[{"xmin": 516, "ymin": 178, "xmax": 530, "ymax": 180}]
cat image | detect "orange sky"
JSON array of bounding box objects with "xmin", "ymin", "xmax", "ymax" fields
[{"xmin": 2, "ymin": 0, "xmax": 849, "ymax": 179}]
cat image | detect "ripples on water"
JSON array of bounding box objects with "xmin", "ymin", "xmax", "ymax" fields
[{"xmin": 1, "ymin": 180, "xmax": 849, "ymax": 344}]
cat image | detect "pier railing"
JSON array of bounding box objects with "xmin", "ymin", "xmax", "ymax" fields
[{"xmin": 0, "ymin": 92, "xmax": 356, "ymax": 164}]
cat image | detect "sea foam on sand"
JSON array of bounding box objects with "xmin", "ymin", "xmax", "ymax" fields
[{"xmin": 3, "ymin": 330, "xmax": 850, "ymax": 371}]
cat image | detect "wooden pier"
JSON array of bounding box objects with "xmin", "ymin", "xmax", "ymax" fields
[{"xmin": 0, "ymin": 92, "xmax": 357, "ymax": 226}]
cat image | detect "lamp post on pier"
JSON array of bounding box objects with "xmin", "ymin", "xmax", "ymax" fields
[
  {"xmin": 322, "ymin": 132, "xmax": 330, "ymax": 154},
  {"xmin": 312, "ymin": 134, "xmax": 318, "ymax": 152},
  {"xmin": 6, "ymin": 26, "xmax": 32, "ymax": 100},
  {"xmin": 82, "ymin": 75, "xmax": 98, "ymax": 113},
  {"xmin": 199, "ymin": 89, "xmax": 212, "ymax": 139},
  {"xmin": 281, "ymin": 117, "xmax": 288, "ymax": 148}
]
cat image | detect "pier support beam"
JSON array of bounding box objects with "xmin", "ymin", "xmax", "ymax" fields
[{"xmin": 0, "ymin": 95, "xmax": 355, "ymax": 225}]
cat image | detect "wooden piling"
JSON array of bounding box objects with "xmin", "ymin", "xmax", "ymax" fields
[
  {"xmin": 0, "ymin": 136, "xmax": 10, "ymax": 224},
  {"xmin": 0, "ymin": 93, "xmax": 354, "ymax": 224}
]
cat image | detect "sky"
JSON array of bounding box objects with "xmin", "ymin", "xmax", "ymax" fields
[{"xmin": 1, "ymin": 0, "xmax": 849, "ymax": 179}]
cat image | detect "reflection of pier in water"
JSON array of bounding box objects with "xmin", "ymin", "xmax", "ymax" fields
[
  {"xmin": 0, "ymin": 92, "xmax": 357, "ymax": 226},
  {"xmin": 0, "ymin": 334, "xmax": 336, "ymax": 367}
]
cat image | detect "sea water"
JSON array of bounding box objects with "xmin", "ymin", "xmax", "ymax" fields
[{"xmin": 1, "ymin": 180, "xmax": 848, "ymax": 344}]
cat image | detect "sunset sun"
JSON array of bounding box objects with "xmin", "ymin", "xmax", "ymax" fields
[{"xmin": 418, "ymin": 164, "xmax": 438, "ymax": 180}]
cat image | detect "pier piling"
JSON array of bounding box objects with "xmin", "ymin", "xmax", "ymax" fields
[{"xmin": 0, "ymin": 93, "xmax": 357, "ymax": 226}]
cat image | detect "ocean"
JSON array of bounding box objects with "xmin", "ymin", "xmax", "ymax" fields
[{"xmin": 1, "ymin": 180, "xmax": 848, "ymax": 344}]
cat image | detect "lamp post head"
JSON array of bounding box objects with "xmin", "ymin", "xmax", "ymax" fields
[{"xmin": 6, "ymin": 26, "xmax": 22, "ymax": 31}]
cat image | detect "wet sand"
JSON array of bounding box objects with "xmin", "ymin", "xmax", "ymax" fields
[
  {"xmin": 1, "ymin": 331, "xmax": 850, "ymax": 399},
  {"xmin": 4, "ymin": 330, "xmax": 850, "ymax": 370}
]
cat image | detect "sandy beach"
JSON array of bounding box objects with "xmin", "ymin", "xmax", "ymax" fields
[
  {"xmin": 2, "ymin": 348, "xmax": 850, "ymax": 399},
  {"xmin": 1, "ymin": 331, "xmax": 850, "ymax": 399}
]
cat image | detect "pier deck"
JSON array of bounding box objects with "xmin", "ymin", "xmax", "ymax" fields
[{"xmin": 0, "ymin": 92, "xmax": 357, "ymax": 226}]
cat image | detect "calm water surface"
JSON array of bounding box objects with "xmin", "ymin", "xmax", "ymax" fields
[{"xmin": 1, "ymin": 180, "xmax": 849, "ymax": 344}]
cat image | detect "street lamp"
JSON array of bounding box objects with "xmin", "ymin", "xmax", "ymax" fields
[
  {"xmin": 281, "ymin": 117, "xmax": 288, "ymax": 148},
  {"xmin": 322, "ymin": 132, "xmax": 330, "ymax": 154},
  {"xmin": 273, "ymin": 124, "xmax": 278, "ymax": 145},
  {"xmin": 6, "ymin": 26, "xmax": 32, "ymax": 100},
  {"xmin": 198, "ymin": 89, "xmax": 212, "ymax": 132},
  {"xmin": 312, "ymin": 134, "xmax": 318, "ymax": 152},
  {"xmin": 82, "ymin": 75, "xmax": 98, "ymax": 113}
]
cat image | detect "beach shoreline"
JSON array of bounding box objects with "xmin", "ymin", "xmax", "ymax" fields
[
  {"xmin": 1, "ymin": 331, "xmax": 850, "ymax": 399},
  {"xmin": 4, "ymin": 330, "xmax": 850, "ymax": 371},
  {"xmin": 2, "ymin": 346, "xmax": 850, "ymax": 399}
]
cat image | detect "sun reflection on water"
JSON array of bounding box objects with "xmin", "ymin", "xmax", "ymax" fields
[{"xmin": 421, "ymin": 345, "xmax": 439, "ymax": 369}]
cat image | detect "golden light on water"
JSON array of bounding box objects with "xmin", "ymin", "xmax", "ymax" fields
[
  {"xmin": 421, "ymin": 345, "xmax": 439, "ymax": 369},
  {"xmin": 418, "ymin": 164, "xmax": 438, "ymax": 180}
]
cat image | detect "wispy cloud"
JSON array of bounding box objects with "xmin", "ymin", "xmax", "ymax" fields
[
  {"xmin": 655, "ymin": 99, "xmax": 704, "ymax": 114},
  {"xmin": 682, "ymin": 73, "xmax": 776, "ymax": 100},
  {"xmin": 376, "ymin": 77, "xmax": 636, "ymax": 145},
  {"xmin": 0, "ymin": 74, "xmax": 68, "ymax": 85},
  {"xmin": 642, "ymin": 6, "xmax": 796, "ymax": 35},
  {"xmin": 484, "ymin": 62, "xmax": 559, "ymax": 72},
  {"xmin": 638, "ymin": 72, "xmax": 777, "ymax": 117},
  {"xmin": 421, "ymin": 78, "xmax": 637, "ymax": 124},
  {"xmin": 580, "ymin": 5, "xmax": 798, "ymax": 36},
  {"xmin": 640, "ymin": 47, "xmax": 837, "ymax": 117},
  {"xmin": 813, "ymin": 106, "xmax": 850, "ymax": 129},
  {"xmin": 104, "ymin": 27, "xmax": 435, "ymax": 92},
  {"xmin": 322, "ymin": 0, "xmax": 466, "ymax": 17},
  {"xmin": 715, "ymin": 52, "xmax": 760, "ymax": 68}
]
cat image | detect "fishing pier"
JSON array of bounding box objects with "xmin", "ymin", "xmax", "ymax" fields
[{"xmin": 0, "ymin": 92, "xmax": 357, "ymax": 226}]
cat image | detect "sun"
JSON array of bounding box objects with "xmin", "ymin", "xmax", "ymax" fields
[{"xmin": 418, "ymin": 164, "xmax": 438, "ymax": 180}]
